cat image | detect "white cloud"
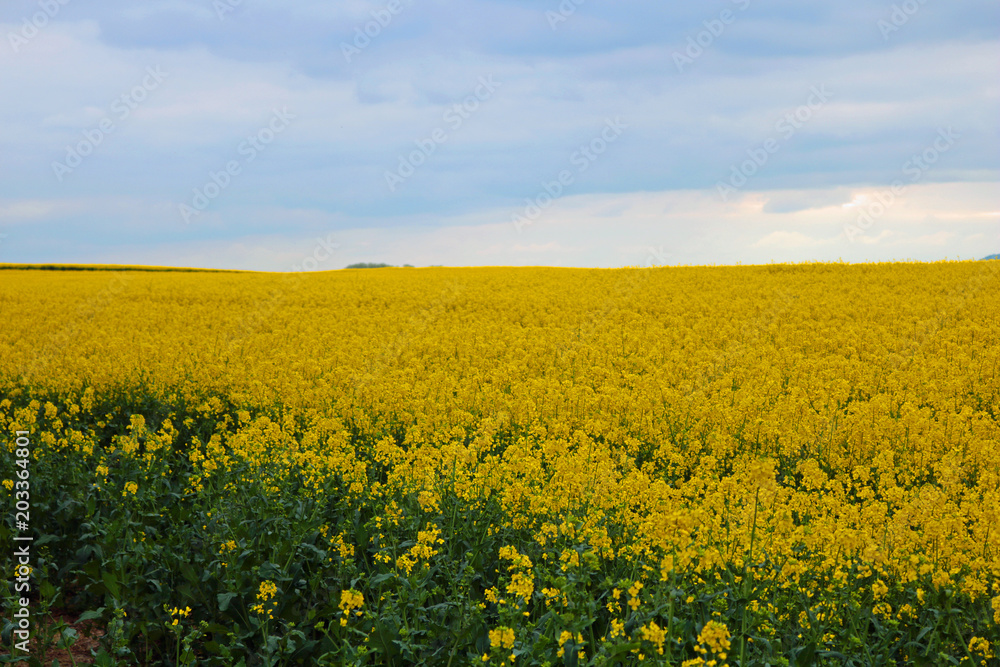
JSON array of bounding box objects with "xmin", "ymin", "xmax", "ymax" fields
[
  {"xmin": 3, "ymin": 181, "xmax": 989, "ymax": 269},
  {"xmin": 0, "ymin": 199, "xmax": 87, "ymax": 221},
  {"xmin": 911, "ymin": 231, "xmax": 955, "ymax": 246},
  {"xmin": 856, "ymin": 230, "xmax": 893, "ymax": 245},
  {"xmin": 0, "ymin": 4, "xmax": 997, "ymax": 269},
  {"xmin": 751, "ymin": 231, "xmax": 835, "ymax": 248}
]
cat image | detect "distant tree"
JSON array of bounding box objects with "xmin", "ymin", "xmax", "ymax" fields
[
  {"xmin": 983, "ymin": 254, "xmax": 1000, "ymax": 260},
  {"xmin": 345, "ymin": 262, "xmax": 394, "ymax": 269}
]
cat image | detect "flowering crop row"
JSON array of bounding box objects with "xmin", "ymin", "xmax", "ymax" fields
[{"xmin": 0, "ymin": 262, "xmax": 997, "ymax": 665}]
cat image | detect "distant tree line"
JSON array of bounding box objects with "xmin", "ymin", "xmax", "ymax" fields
[{"xmin": 345, "ymin": 263, "xmax": 414, "ymax": 269}]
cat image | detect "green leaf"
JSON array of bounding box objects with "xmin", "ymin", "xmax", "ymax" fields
[
  {"xmin": 179, "ymin": 561, "xmax": 198, "ymax": 584},
  {"xmin": 40, "ymin": 580, "xmax": 57, "ymax": 600},
  {"xmin": 36, "ymin": 534, "xmax": 60, "ymax": 547},
  {"xmin": 795, "ymin": 642, "xmax": 817, "ymax": 667},
  {"xmin": 370, "ymin": 572, "xmax": 396, "ymax": 586},
  {"xmin": 818, "ymin": 650, "xmax": 848, "ymax": 661},
  {"xmin": 101, "ymin": 572, "xmax": 120, "ymax": 598},
  {"xmin": 82, "ymin": 560, "xmax": 101, "ymax": 580},
  {"xmin": 56, "ymin": 627, "xmax": 79, "ymax": 646},
  {"xmin": 217, "ymin": 592, "xmax": 238, "ymax": 612},
  {"xmin": 77, "ymin": 607, "xmax": 105, "ymax": 623}
]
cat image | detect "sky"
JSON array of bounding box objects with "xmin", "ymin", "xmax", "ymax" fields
[{"xmin": 0, "ymin": 0, "xmax": 997, "ymax": 271}]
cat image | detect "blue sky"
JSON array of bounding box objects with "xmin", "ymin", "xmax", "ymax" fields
[{"xmin": 1, "ymin": 0, "xmax": 997, "ymax": 270}]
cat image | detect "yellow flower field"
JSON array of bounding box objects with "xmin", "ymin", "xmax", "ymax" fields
[{"xmin": 1, "ymin": 261, "xmax": 998, "ymax": 665}]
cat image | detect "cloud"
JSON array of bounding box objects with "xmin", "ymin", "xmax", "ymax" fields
[
  {"xmin": 911, "ymin": 231, "xmax": 955, "ymax": 246},
  {"xmin": 762, "ymin": 189, "xmax": 853, "ymax": 214},
  {"xmin": 0, "ymin": 198, "xmax": 86, "ymax": 221},
  {"xmin": 855, "ymin": 230, "xmax": 893, "ymax": 245},
  {"xmin": 0, "ymin": 2, "xmax": 997, "ymax": 268},
  {"xmin": 751, "ymin": 231, "xmax": 835, "ymax": 248}
]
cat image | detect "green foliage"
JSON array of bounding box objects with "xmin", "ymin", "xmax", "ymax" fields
[{"xmin": 0, "ymin": 386, "xmax": 995, "ymax": 666}]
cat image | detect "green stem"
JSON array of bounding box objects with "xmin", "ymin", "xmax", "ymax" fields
[
  {"xmin": 741, "ymin": 486, "xmax": 761, "ymax": 667},
  {"xmin": 665, "ymin": 567, "xmax": 676, "ymax": 663}
]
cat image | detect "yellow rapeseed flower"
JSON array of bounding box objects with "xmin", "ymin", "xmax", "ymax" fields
[{"xmin": 489, "ymin": 626, "xmax": 515, "ymax": 650}]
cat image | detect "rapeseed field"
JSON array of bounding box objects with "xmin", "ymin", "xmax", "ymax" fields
[{"xmin": 1, "ymin": 262, "xmax": 998, "ymax": 665}]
